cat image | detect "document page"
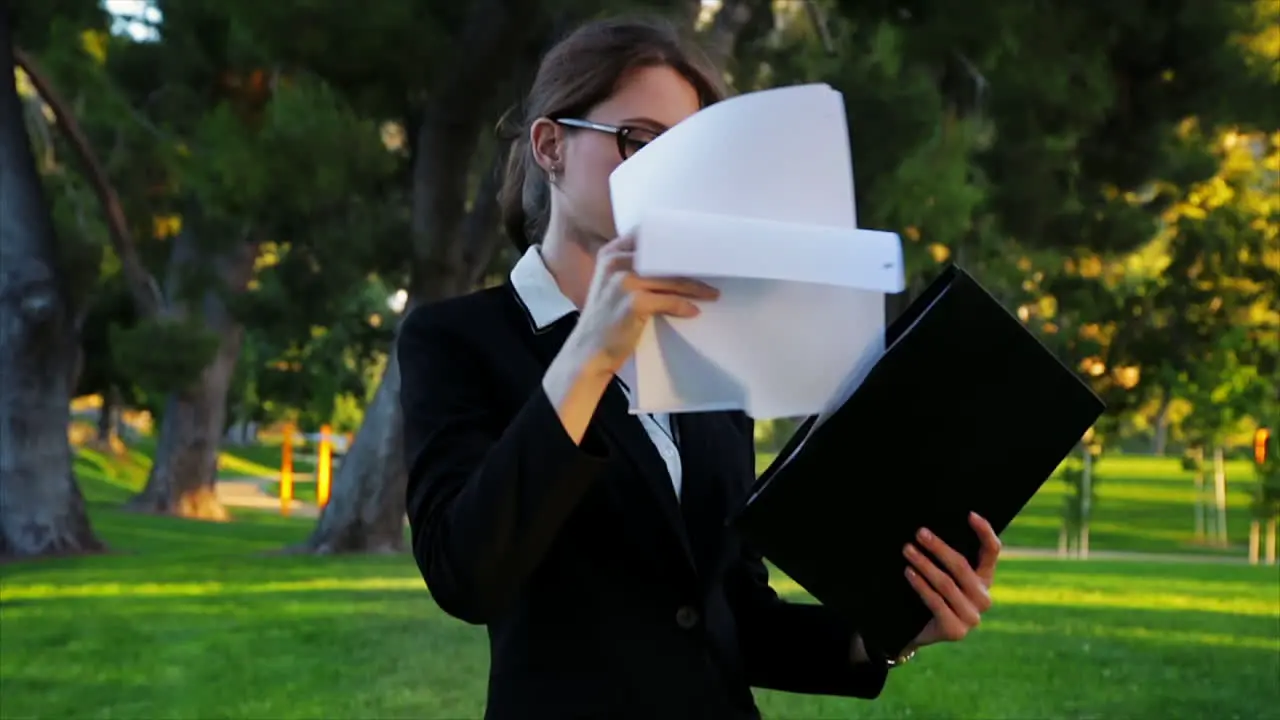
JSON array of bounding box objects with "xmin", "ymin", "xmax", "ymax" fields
[{"xmin": 608, "ymin": 83, "xmax": 904, "ymax": 419}]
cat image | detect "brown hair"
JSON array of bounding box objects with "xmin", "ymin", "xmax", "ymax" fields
[{"xmin": 499, "ymin": 16, "xmax": 728, "ymax": 250}]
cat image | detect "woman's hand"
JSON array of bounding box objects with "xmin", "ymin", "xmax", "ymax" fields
[
  {"xmin": 571, "ymin": 234, "xmax": 720, "ymax": 376},
  {"xmin": 903, "ymin": 512, "xmax": 1002, "ymax": 650}
]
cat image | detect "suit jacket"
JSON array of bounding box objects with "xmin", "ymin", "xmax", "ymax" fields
[{"xmin": 398, "ymin": 282, "xmax": 888, "ymax": 720}]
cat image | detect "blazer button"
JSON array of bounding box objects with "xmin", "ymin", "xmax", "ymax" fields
[{"xmin": 675, "ymin": 605, "xmax": 700, "ymax": 630}]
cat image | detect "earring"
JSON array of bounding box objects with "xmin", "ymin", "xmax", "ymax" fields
[{"xmin": 549, "ymin": 164, "xmax": 563, "ymax": 183}]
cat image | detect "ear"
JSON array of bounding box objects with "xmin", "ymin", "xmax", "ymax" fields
[{"xmin": 530, "ymin": 118, "xmax": 563, "ymax": 174}]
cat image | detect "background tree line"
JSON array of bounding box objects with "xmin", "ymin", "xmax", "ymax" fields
[{"xmin": 1, "ymin": 0, "xmax": 1275, "ymax": 559}]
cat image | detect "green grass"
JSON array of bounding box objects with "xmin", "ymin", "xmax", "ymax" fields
[
  {"xmin": 1, "ymin": 459, "xmax": 1277, "ymax": 719},
  {"xmin": 73, "ymin": 438, "xmax": 314, "ymax": 485},
  {"xmin": 262, "ymin": 479, "xmax": 319, "ymax": 504}
]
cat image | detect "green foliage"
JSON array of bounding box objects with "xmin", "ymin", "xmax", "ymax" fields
[
  {"xmin": 182, "ymin": 76, "xmax": 396, "ymax": 232},
  {"xmin": 109, "ymin": 317, "xmax": 220, "ymax": 394},
  {"xmin": 228, "ymin": 271, "xmax": 394, "ymax": 429}
]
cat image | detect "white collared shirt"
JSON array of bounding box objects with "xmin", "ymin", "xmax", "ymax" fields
[{"xmin": 510, "ymin": 245, "xmax": 683, "ymax": 501}]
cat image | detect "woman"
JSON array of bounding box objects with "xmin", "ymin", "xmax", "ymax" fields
[{"xmin": 398, "ymin": 16, "xmax": 1003, "ymax": 720}]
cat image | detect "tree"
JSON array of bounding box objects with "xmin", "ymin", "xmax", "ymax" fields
[
  {"xmin": 229, "ymin": 0, "xmax": 698, "ymax": 553},
  {"xmin": 0, "ymin": 0, "xmax": 103, "ymax": 558},
  {"xmin": 1157, "ymin": 127, "xmax": 1279, "ymax": 545},
  {"xmin": 17, "ymin": 0, "xmax": 401, "ymax": 519}
]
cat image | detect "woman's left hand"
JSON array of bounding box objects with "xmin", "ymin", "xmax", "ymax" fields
[{"xmin": 903, "ymin": 511, "xmax": 1002, "ymax": 650}]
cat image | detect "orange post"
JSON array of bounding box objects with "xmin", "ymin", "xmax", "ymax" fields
[
  {"xmin": 280, "ymin": 424, "xmax": 295, "ymax": 516},
  {"xmin": 1256, "ymin": 428, "xmax": 1271, "ymax": 465},
  {"xmin": 317, "ymin": 424, "xmax": 333, "ymax": 508}
]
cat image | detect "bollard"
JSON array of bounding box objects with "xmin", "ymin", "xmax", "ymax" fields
[
  {"xmin": 280, "ymin": 424, "xmax": 294, "ymax": 517},
  {"xmin": 318, "ymin": 424, "xmax": 332, "ymax": 508}
]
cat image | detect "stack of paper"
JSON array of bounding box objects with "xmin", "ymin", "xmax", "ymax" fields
[{"xmin": 608, "ymin": 83, "xmax": 904, "ymax": 420}]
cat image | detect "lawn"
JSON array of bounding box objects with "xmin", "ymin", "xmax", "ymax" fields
[
  {"xmin": 1, "ymin": 460, "xmax": 1277, "ymax": 719},
  {"xmin": 90, "ymin": 439, "xmax": 1271, "ymax": 553}
]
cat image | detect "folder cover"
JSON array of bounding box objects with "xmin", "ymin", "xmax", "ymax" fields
[{"xmin": 732, "ymin": 264, "xmax": 1105, "ymax": 659}]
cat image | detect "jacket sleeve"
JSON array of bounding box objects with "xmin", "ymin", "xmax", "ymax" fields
[
  {"xmin": 723, "ymin": 413, "xmax": 889, "ymax": 698},
  {"xmin": 397, "ymin": 306, "xmax": 611, "ymax": 624}
]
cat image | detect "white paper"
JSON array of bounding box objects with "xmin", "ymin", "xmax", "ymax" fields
[
  {"xmin": 607, "ymin": 83, "xmax": 904, "ymax": 419},
  {"xmin": 634, "ymin": 209, "xmax": 904, "ymax": 293}
]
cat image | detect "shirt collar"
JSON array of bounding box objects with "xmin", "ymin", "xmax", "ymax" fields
[{"xmin": 509, "ymin": 244, "xmax": 578, "ymax": 331}]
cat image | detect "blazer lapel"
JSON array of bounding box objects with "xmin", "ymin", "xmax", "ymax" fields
[
  {"xmin": 503, "ymin": 284, "xmax": 697, "ymax": 572},
  {"xmin": 594, "ymin": 382, "xmax": 696, "ymax": 570},
  {"xmin": 674, "ymin": 412, "xmax": 731, "ymax": 579}
]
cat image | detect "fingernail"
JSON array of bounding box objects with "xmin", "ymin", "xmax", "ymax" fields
[
  {"xmin": 903, "ymin": 543, "xmax": 917, "ymax": 558},
  {"xmin": 918, "ymin": 528, "xmax": 933, "ymax": 542},
  {"xmin": 905, "ymin": 567, "xmax": 917, "ymax": 580}
]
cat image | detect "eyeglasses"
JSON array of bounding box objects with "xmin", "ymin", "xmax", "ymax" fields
[{"xmin": 553, "ymin": 118, "xmax": 662, "ymax": 160}]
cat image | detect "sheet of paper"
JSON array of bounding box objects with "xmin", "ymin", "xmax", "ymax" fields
[
  {"xmin": 608, "ymin": 83, "xmax": 903, "ymax": 419},
  {"xmin": 635, "ymin": 209, "xmax": 904, "ymax": 293},
  {"xmin": 630, "ymin": 209, "xmax": 900, "ymax": 418},
  {"xmin": 611, "ymin": 84, "xmax": 856, "ymax": 232}
]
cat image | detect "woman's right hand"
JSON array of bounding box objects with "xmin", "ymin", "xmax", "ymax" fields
[{"xmin": 571, "ymin": 234, "xmax": 720, "ymax": 376}]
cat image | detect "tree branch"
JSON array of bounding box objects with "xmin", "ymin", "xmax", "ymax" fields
[
  {"xmin": 805, "ymin": 0, "xmax": 836, "ymax": 55},
  {"xmin": 13, "ymin": 47, "xmax": 163, "ymax": 318}
]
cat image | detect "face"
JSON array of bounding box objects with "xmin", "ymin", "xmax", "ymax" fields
[{"xmin": 531, "ymin": 64, "xmax": 702, "ymax": 247}]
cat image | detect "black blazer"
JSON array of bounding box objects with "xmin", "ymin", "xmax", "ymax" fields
[{"xmin": 398, "ymin": 282, "xmax": 888, "ymax": 720}]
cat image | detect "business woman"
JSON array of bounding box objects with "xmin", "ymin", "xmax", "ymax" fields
[{"xmin": 398, "ymin": 16, "xmax": 1004, "ymax": 720}]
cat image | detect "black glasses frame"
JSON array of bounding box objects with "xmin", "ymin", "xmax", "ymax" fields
[{"xmin": 553, "ymin": 118, "xmax": 657, "ymax": 160}]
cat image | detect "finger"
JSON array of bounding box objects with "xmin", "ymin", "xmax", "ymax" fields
[
  {"xmin": 633, "ymin": 290, "xmax": 700, "ymax": 319},
  {"xmin": 601, "ymin": 250, "xmax": 635, "ymax": 275},
  {"xmin": 604, "ymin": 233, "xmax": 636, "ymax": 253},
  {"xmin": 915, "ymin": 528, "xmax": 991, "ymax": 609},
  {"xmin": 904, "ymin": 543, "xmax": 984, "ymax": 624},
  {"xmin": 627, "ymin": 275, "xmax": 720, "ymax": 299},
  {"xmin": 905, "ymin": 567, "xmax": 969, "ymax": 642},
  {"xmin": 970, "ymin": 512, "xmax": 1002, "ymax": 585}
]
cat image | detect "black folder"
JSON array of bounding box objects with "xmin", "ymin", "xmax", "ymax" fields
[{"xmin": 731, "ymin": 263, "xmax": 1105, "ymax": 659}]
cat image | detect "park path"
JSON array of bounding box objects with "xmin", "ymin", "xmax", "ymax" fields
[
  {"xmin": 213, "ymin": 477, "xmax": 1260, "ymax": 566},
  {"xmin": 216, "ymin": 477, "xmax": 319, "ymax": 519}
]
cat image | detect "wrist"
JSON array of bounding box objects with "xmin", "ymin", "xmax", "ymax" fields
[
  {"xmin": 543, "ymin": 333, "xmax": 616, "ymax": 446},
  {"xmin": 561, "ymin": 330, "xmax": 619, "ymax": 383}
]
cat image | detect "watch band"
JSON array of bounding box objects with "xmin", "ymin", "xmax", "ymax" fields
[{"xmin": 885, "ymin": 647, "xmax": 917, "ymax": 668}]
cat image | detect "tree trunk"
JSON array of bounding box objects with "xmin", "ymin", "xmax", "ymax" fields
[
  {"xmin": 1249, "ymin": 519, "xmax": 1260, "ymax": 564},
  {"xmin": 1266, "ymin": 517, "xmax": 1277, "ymax": 565},
  {"xmin": 1080, "ymin": 447, "xmax": 1092, "ymax": 559},
  {"xmin": 125, "ymin": 228, "xmax": 255, "ymax": 520},
  {"xmin": 300, "ymin": 353, "xmax": 408, "ymax": 553},
  {"xmin": 13, "ymin": 48, "xmax": 162, "ymax": 318},
  {"xmin": 1193, "ymin": 446, "xmax": 1206, "ymax": 541},
  {"xmin": 1213, "ymin": 445, "xmax": 1228, "ymax": 546},
  {"xmin": 94, "ymin": 385, "xmax": 124, "ymax": 453},
  {"xmin": 0, "ymin": 2, "xmax": 103, "ymax": 558},
  {"xmin": 1152, "ymin": 396, "xmax": 1171, "ymax": 455}
]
